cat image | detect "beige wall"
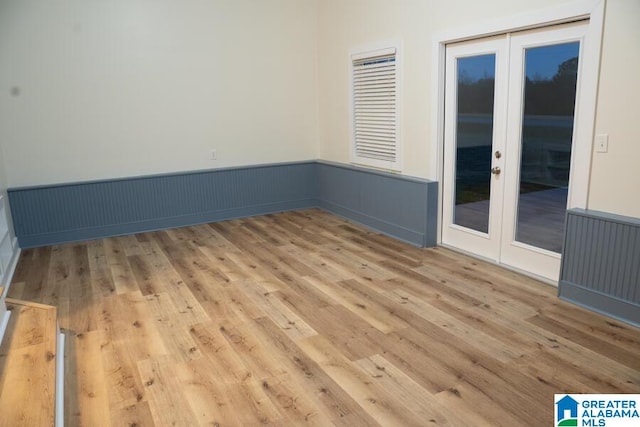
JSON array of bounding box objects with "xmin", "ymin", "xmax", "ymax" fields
[
  {"xmin": 318, "ymin": 0, "xmax": 640, "ymax": 218},
  {"xmin": 0, "ymin": 141, "xmax": 17, "ymax": 269},
  {"xmin": 0, "ymin": 144, "xmax": 15, "ymax": 239},
  {"xmin": 588, "ymin": 0, "xmax": 640, "ymax": 218},
  {"xmin": 0, "ymin": 0, "xmax": 319, "ymax": 187},
  {"xmin": 0, "ymin": 0, "xmax": 638, "ymax": 218},
  {"xmin": 317, "ymin": 0, "xmax": 430, "ymax": 177},
  {"xmin": 317, "ymin": 0, "xmax": 577, "ymax": 178}
]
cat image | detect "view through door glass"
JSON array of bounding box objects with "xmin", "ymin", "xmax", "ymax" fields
[
  {"xmin": 454, "ymin": 54, "xmax": 496, "ymax": 234},
  {"xmin": 516, "ymin": 42, "xmax": 580, "ymax": 252}
]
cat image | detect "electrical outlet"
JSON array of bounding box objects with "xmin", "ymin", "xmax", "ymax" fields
[
  {"xmin": 595, "ymin": 134, "xmax": 608, "ymax": 153},
  {"xmin": 210, "ymin": 149, "xmax": 217, "ymax": 160}
]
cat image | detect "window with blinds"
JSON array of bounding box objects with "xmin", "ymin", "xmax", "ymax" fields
[{"xmin": 351, "ymin": 46, "xmax": 401, "ymax": 171}]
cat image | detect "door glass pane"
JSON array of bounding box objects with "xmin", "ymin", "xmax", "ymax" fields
[
  {"xmin": 516, "ymin": 42, "xmax": 580, "ymax": 252},
  {"xmin": 454, "ymin": 54, "xmax": 495, "ymax": 233}
]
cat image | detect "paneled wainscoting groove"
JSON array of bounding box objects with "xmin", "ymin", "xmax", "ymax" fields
[
  {"xmin": 560, "ymin": 209, "xmax": 640, "ymax": 326},
  {"xmin": 7, "ymin": 209, "xmax": 640, "ymax": 426},
  {"xmin": 8, "ymin": 161, "xmax": 438, "ymax": 249}
]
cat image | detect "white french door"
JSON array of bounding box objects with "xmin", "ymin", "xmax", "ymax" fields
[{"xmin": 442, "ymin": 21, "xmax": 588, "ymax": 282}]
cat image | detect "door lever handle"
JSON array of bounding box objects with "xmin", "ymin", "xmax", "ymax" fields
[{"xmin": 491, "ymin": 166, "xmax": 501, "ymax": 175}]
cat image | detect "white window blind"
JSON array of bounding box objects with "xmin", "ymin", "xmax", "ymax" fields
[{"xmin": 351, "ymin": 47, "xmax": 400, "ymax": 170}]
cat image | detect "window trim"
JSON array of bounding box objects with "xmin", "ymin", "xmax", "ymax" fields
[{"xmin": 349, "ymin": 41, "xmax": 403, "ymax": 172}]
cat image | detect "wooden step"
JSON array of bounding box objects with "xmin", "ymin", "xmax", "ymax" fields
[{"xmin": 0, "ymin": 299, "xmax": 58, "ymax": 427}]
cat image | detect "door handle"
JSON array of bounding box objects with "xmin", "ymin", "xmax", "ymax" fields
[{"xmin": 491, "ymin": 166, "xmax": 501, "ymax": 175}]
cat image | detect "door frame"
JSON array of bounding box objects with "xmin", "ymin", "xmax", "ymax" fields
[{"xmin": 431, "ymin": 0, "xmax": 605, "ymax": 282}]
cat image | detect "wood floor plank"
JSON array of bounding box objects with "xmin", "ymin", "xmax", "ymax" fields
[
  {"xmin": 137, "ymin": 357, "xmax": 202, "ymax": 426},
  {"xmin": 274, "ymin": 276, "xmax": 338, "ymax": 313},
  {"xmin": 188, "ymin": 322, "xmax": 252, "ymax": 384},
  {"xmin": 223, "ymin": 378, "xmax": 285, "ymax": 426},
  {"xmin": 316, "ymin": 244, "xmax": 396, "ymax": 283},
  {"xmin": 14, "ymin": 247, "xmax": 52, "ymax": 301},
  {"xmin": 234, "ymin": 280, "xmax": 318, "ymax": 341},
  {"xmin": 260, "ymin": 373, "xmax": 335, "ymax": 426},
  {"xmin": 527, "ymin": 313, "xmax": 640, "ymax": 370},
  {"xmin": 512, "ymin": 348, "xmax": 637, "ymax": 394},
  {"xmin": 0, "ymin": 301, "xmax": 58, "ymax": 427},
  {"xmin": 273, "ymin": 210, "xmax": 344, "ymax": 246},
  {"xmin": 354, "ymin": 354, "xmax": 469, "ymax": 426},
  {"xmin": 383, "ymin": 288, "xmax": 523, "ymax": 363},
  {"xmin": 173, "ymin": 357, "xmax": 244, "ymax": 426},
  {"xmin": 143, "ymin": 293, "xmax": 204, "ymax": 364},
  {"xmin": 219, "ymin": 251, "xmax": 279, "ymax": 284},
  {"xmin": 251, "ymin": 316, "xmax": 380, "ymax": 425},
  {"xmin": 218, "ymin": 319, "xmax": 290, "ymax": 381},
  {"xmin": 97, "ymin": 292, "xmax": 167, "ymax": 362},
  {"xmin": 87, "ymin": 240, "xmax": 117, "ymax": 297},
  {"xmin": 5, "ymin": 208, "xmax": 639, "ymax": 426},
  {"xmin": 110, "ymin": 401, "xmax": 155, "ymax": 427},
  {"xmin": 302, "ymin": 276, "xmax": 409, "ymax": 334},
  {"xmin": 169, "ymin": 255, "xmax": 255, "ymax": 326},
  {"xmin": 345, "ymin": 235, "xmax": 423, "ymax": 268},
  {"xmin": 541, "ymin": 303, "xmax": 640, "ymax": 350},
  {"xmin": 392, "ymin": 326, "xmax": 553, "ymax": 424},
  {"xmin": 100, "ymin": 337, "xmax": 148, "ymax": 411},
  {"xmin": 103, "ymin": 238, "xmax": 139, "ymax": 295},
  {"xmin": 231, "ymin": 239, "xmax": 319, "ymax": 285},
  {"xmin": 72, "ymin": 329, "xmax": 112, "ymax": 426},
  {"xmin": 285, "ymin": 303, "xmax": 386, "ymax": 361},
  {"xmin": 261, "ymin": 214, "xmax": 332, "ymax": 248},
  {"xmin": 156, "ymin": 229, "xmax": 202, "ymax": 261},
  {"xmin": 380, "ymin": 258, "xmax": 487, "ymax": 308},
  {"xmin": 469, "ymin": 300, "xmax": 640, "ymax": 385},
  {"xmin": 298, "ymin": 334, "xmax": 427, "ymax": 426},
  {"xmin": 128, "ymin": 243, "xmax": 211, "ymax": 326},
  {"xmin": 433, "ymin": 380, "xmax": 526, "ymax": 426},
  {"xmin": 280, "ymin": 244, "xmax": 357, "ymax": 283},
  {"xmin": 0, "ymin": 342, "xmax": 55, "ymax": 427}
]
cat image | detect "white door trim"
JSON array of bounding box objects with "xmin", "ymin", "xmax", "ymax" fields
[{"xmin": 431, "ymin": 0, "xmax": 605, "ymax": 246}]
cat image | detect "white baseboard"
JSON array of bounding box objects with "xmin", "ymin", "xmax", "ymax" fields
[
  {"xmin": 0, "ymin": 310, "xmax": 11, "ymax": 347},
  {"xmin": 1, "ymin": 239, "xmax": 21, "ymax": 300},
  {"xmin": 0, "ymin": 238, "xmax": 21, "ymax": 354}
]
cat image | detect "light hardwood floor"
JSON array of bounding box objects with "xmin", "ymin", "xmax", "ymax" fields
[
  {"xmin": 7, "ymin": 209, "xmax": 640, "ymax": 426},
  {"xmin": 0, "ymin": 299, "xmax": 57, "ymax": 427}
]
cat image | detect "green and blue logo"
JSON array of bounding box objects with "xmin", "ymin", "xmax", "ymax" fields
[
  {"xmin": 556, "ymin": 395, "xmax": 579, "ymax": 426},
  {"xmin": 555, "ymin": 394, "xmax": 640, "ymax": 427}
]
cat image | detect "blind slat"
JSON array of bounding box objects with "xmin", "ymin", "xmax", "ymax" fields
[{"xmin": 352, "ymin": 51, "xmax": 397, "ymax": 166}]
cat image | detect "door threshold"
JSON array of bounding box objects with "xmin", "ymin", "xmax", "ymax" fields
[{"xmin": 439, "ymin": 243, "xmax": 558, "ymax": 287}]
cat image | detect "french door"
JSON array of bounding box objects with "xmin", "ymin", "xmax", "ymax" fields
[{"xmin": 442, "ymin": 22, "xmax": 587, "ymax": 282}]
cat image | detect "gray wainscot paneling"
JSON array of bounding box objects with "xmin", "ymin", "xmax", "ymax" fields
[
  {"xmin": 317, "ymin": 161, "xmax": 438, "ymax": 247},
  {"xmin": 9, "ymin": 162, "xmax": 318, "ymax": 248},
  {"xmin": 8, "ymin": 161, "xmax": 438, "ymax": 249},
  {"xmin": 559, "ymin": 208, "xmax": 640, "ymax": 327}
]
